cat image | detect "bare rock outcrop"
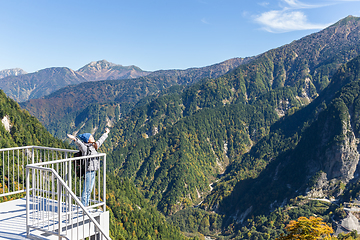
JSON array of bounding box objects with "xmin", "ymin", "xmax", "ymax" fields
[{"xmin": 307, "ymin": 113, "xmax": 360, "ymax": 198}]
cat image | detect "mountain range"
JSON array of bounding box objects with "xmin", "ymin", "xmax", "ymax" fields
[
  {"xmin": 0, "ymin": 60, "xmax": 151, "ymax": 102},
  {"xmin": 0, "ymin": 58, "xmax": 252, "ymax": 104},
  {"xmin": 19, "ymin": 57, "xmax": 252, "ymax": 139}
]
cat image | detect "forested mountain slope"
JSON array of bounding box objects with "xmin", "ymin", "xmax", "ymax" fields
[
  {"xmin": 186, "ymin": 48, "xmax": 360, "ymax": 240},
  {"xmin": 107, "ymin": 176, "xmax": 190, "ymax": 239},
  {"xmin": 0, "ymin": 89, "xmax": 68, "ymax": 202},
  {"xmin": 107, "ymin": 90, "xmax": 301, "ymax": 215},
  {"xmin": 206, "ymin": 52, "xmax": 360, "ymax": 212},
  {"xmin": 0, "ymin": 89, "xmax": 66, "ymax": 149}
]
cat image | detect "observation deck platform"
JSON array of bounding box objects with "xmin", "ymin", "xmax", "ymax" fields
[
  {"xmin": 0, "ymin": 198, "xmax": 108, "ymax": 240},
  {"xmin": 0, "ymin": 146, "xmax": 110, "ymax": 240}
]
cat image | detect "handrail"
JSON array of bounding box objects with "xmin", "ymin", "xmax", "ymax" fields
[
  {"xmin": 26, "ymin": 165, "xmax": 111, "ymax": 240},
  {"xmin": 0, "ymin": 145, "xmax": 78, "ymax": 152},
  {"xmin": 29, "ymin": 153, "xmax": 106, "ymax": 166},
  {"xmin": 0, "ymin": 145, "xmax": 78, "ymax": 198}
]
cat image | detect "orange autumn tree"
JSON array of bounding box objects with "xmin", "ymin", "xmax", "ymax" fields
[{"xmin": 276, "ymin": 216, "xmax": 334, "ymax": 240}]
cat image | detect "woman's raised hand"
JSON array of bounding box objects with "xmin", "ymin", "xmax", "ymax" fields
[
  {"xmin": 105, "ymin": 128, "xmax": 110, "ymax": 134},
  {"xmin": 67, "ymin": 134, "xmax": 76, "ymax": 141}
]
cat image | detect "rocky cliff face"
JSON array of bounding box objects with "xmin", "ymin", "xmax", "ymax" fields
[
  {"xmin": 323, "ymin": 119, "xmax": 360, "ymax": 182},
  {"xmin": 305, "ymin": 82, "xmax": 360, "ymax": 199},
  {"xmin": 306, "ymin": 115, "xmax": 360, "ymax": 198}
]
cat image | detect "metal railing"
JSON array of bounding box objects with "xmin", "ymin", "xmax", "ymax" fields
[{"xmin": 0, "ymin": 146, "xmax": 76, "ymax": 198}]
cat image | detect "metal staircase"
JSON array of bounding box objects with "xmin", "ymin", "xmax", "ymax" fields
[{"xmin": 0, "ymin": 146, "xmax": 110, "ymax": 240}]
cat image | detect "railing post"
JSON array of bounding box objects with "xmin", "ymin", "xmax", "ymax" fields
[
  {"xmin": 31, "ymin": 147, "xmax": 35, "ymax": 164},
  {"xmin": 26, "ymin": 167, "xmax": 30, "ymax": 237},
  {"xmin": 66, "ymin": 152, "xmax": 72, "ymax": 232},
  {"xmin": 31, "ymin": 147, "xmax": 35, "ymax": 200},
  {"xmin": 65, "ymin": 152, "xmax": 68, "ymax": 186},
  {"xmin": 103, "ymin": 155, "xmax": 106, "ymax": 210},
  {"xmin": 57, "ymin": 178, "xmax": 62, "ymax": 240}
]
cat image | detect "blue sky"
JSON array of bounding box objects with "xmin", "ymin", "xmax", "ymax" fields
[{"xmin": 0, "ymin": 0, "xmax": 359, "ymax": 73}]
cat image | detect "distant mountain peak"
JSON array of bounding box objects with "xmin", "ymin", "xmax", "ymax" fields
[
  {"xmin": 332, "ymin": 15, "xmax": 360, "ymax": 27},
  {"xmin": 0, "ymin": 68, "xmax": 27, "ymax": 79},
  {"xmin": 76, "ymin": 60, "xmax": 149, "ymax": 81},
  {"xmin": 84, "ymin": 60, "xmax": 119, "ymax": 70},
  {"xmin": 77, "ymin": 60, "xmax": 144, "ymax": 72},
  {"xmin": 342, "ymin": 15, "xmax": 359, "ymax": 21}
]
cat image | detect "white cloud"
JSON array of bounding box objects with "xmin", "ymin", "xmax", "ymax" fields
[
  {"xmin": 281, "ymin": 0, "xmax": 315, "ymax": 8},
  {"xmin": 254, "ymin": 0, "xmax": 333, "ymax": 32},
  {"xmin": 281, "ymin": 0, "xmax": 338, "ymax": 9},
  {"xmin": 255, "ymin": 10, "xmax": 329, "ymax": 32}
]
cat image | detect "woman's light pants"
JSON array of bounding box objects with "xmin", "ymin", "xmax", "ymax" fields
[{"xmin": 81, "ymin": 170, "xmax": 95, "ymax": 207}]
